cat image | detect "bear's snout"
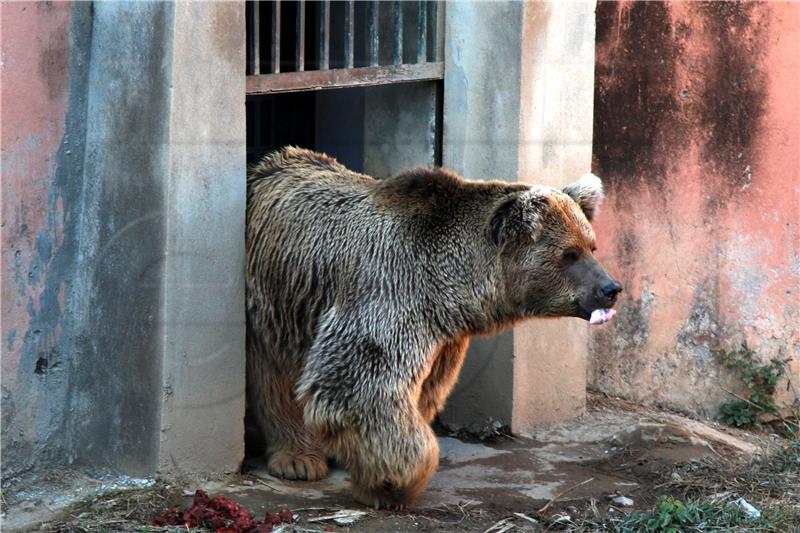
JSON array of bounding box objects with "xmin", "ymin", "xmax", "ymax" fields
[{"xmin": 597, "ymin": 281, "xmax": 622, "ymax": 305}]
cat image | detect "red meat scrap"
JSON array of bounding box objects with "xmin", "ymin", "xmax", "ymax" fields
[{"xmin": 151, "ymin": 490, "xmax": 295, "ymax": 532}]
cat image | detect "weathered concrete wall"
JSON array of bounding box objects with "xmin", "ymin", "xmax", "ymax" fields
[
  {"xmin": 590, "ymin": 1, "xmax": 800, "ymax": 416},
  {"xmin": 439, "ymin": 0, "xmax": 523, "ymax": 429},
  {"xmin": 68, "ymin": 0, "xmax": 174, "ymax": 476},
  {"xmin": 2, "ymin": 1, "xmax": 246, "ymax": 478},
  {"xmin": 440, "ymin": 1, "xmax": 598, "ymax": 433}
]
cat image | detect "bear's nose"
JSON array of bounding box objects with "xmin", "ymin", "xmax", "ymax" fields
[{"xmin": 601, "ymin": 282, "xmax": 623, "ymax": 299}]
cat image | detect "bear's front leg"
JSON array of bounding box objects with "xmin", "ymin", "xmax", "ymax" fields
[{"xmin": 299, "ymin": 317, "xmax": 440, "ymax": 509}]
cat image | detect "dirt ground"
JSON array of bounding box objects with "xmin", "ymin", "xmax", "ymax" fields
[{"xmin": 3, "ymin": 393, "xmax": 797, "ymax": 532}]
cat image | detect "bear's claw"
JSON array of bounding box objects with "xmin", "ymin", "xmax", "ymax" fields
[{"xmin": 267, "ymin": 450, "xmax": 329, "ymax": 481}]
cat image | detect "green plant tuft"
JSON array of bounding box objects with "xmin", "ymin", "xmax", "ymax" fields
[{"xmin": 715, "ymin": 342, "xmax": 793, "ymax": 432}]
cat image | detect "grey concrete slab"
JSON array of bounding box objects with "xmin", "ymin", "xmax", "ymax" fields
[{"xmin": 158, "ymin": 1, "xmax": 247, "ymax": 475}]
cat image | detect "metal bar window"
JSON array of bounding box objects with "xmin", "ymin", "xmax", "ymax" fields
[
  {"xmin": 344, "ymin": 1, "xmax": 355, "ymax": 69},
  {"xmin": 417, "ymin": 1, "xmax": 427, "ymax": 64},
  {"xmin": 246, "ymin": 0, "xmax": 444, "ymax": 94},
  {"xmin": 249, "ymin": 1, "xmax": 260, "ymax": 75},
  {"xmin": 319, "ymin": 0, "xmax": 330, "ymax": 70},
  {"xmin": 435, "ymin": 1, "xmax": 444, "ymax": 62}
]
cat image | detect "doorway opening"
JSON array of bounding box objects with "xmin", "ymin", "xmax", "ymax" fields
[{"xmin": 243, "ymin": 0, "xmax": 445, "ymax": 461}]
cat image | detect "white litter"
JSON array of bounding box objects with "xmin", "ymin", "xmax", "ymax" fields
[
  {"xmin": 734, "ymin": 497, "xmax": 761, "ymax": 518},
  {"xmin": 553, "ymin": 513, "xmax": 572, "ymax": 523},
  {"xmin": 590, "ymin": 308, "xmax": 616, "ymax": 325},
  {"xmin": 483, "ymin": 518, "xmax": 514, "ymax": 533},
  {"xmin": 513, "ymin": 512, "xmax": 539, "ymax": 524}
]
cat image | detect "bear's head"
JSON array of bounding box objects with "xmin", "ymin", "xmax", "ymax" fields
[{"xmin": 489, "ymin": 173, "xmax": 621, "ymax": 321}]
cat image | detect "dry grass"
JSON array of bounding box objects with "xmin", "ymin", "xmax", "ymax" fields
[
  {"xmin": 42, "ymin": 481, "xmax": 183, "ymax": 533},
  {"xmin": 553, "ymin": 439, "xmax": 800, "ymax": 532}
]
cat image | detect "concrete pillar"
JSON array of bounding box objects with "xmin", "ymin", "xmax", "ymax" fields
[
  {"xmin": 66, "ymin": 1, "xmax": 177, "ymax": 476},
  {"xmin": 440, "ymin": 1, "xmax": 596, "ymax": 434},
  {"xmin": 158, "ymin": 2, "xmax": 246, "ymax": 473},
  {"xmin": 514, "ymin": 1, "xmax": 597, "ymax": 430},
  {"xmin": 71, "ymin": 1, "xmax": 245, "ymax": 476}
]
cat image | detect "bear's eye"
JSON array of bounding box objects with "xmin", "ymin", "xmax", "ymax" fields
[{"xmin": 562, "ymin": 250, "xmax": 579, "ymax": 263}]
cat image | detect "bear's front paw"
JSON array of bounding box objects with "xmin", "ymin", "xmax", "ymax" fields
[{"xmin": 267, "ymin": 450, "xmax": 329, "ymax": 481}]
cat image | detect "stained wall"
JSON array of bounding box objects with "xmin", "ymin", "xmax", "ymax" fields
[{"xmin": 590, "ymin": 1, "xmax": 799, "ymax": 415}]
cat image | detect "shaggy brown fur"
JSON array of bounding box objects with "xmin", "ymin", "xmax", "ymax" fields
[{"xmin": 246, "ymin": 147, "xmax": 620, "ymax": 509}]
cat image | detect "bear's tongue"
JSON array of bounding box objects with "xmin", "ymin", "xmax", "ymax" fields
[{"xmin": 589, "ymin": 308, "xmax": 616, "ymax": 326}]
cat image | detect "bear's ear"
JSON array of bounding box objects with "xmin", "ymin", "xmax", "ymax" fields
[
  {"xmin": 562, "ymin": 173, "xmax": 604, "ymax": 222},
  {"xmin": 489, "ymin": 191, "xmax": 548, "ymax": 246}
]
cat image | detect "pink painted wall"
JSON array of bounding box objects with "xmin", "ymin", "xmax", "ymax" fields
[
  {"xmin": 590, "ymin": 1, "xmax": 799, "ymax": 416},
  {"xmin": 1, "ymin": 1, "xmax": 73, "ymax": 473},
  {"xmin": 2, "ymin": 2, "xmax": 70, "ymax": 371}
]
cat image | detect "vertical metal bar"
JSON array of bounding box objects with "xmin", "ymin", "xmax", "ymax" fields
[
  {"xmin": 296, "ymin": 0, "xmax": 305, "ymax": 71},
  {"xmin": 271, "ymin": 1, "xmax": 281, "ymax": 73},
  {"xmin": 344, "ymin": 1, "xmax": 355, "ymax": 69},
  {"xmin": 319, "ymin": 0, "xmax": 330, "ymax": 70},
  {"xmin": 435, "ymin": 0, "xmax": 444, "ymax": 62},
  {"xmin": 369, "ymin": 1, "xmax": 379, "ymax": 67},
  {"xmin": 393, "ymin": 1, "xmax": 403, "ymax": 65},
  {"xmin": 416, "ymin": 1, "xmax": 427, "ymax": 64},
  {"xmin": 249, "ymin": 1, "xmax": 260, "ymax": 75}
]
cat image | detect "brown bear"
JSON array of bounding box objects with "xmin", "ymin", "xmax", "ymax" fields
[{"xmin": 246, "ymin": 147, "xmax": 620, "ymax": 509}]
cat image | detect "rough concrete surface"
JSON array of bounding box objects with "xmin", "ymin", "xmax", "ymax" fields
[
  {"xmin": 2, "ymin": 0, "xmax": 87, "ymax": 480},
  {"xmin": 590, "ymin": 1, "xmax": 800, "ymax": 415}
]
